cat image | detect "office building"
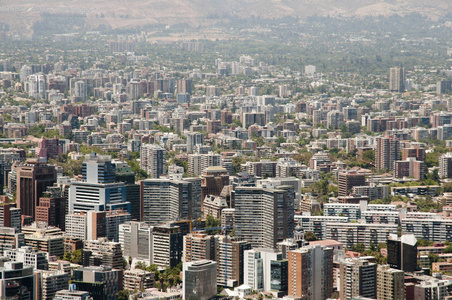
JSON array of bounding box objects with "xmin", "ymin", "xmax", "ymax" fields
[
  {"xmin": 200, "ymin": 166, "xmax": 229, "ymax": 205},
  {"xmin": 437, "ymin": 80, "xmax": 452, "ymax": 94},
  {"xmin": 338, "ymin": 171, "xmax": 366, "ymax": 197},
  {"xmin": 65, "ymin": 210, "xmax": 131, "ymax": 242},
  {"xmin": 140, "ymin": 178, "xmax": 201, "ymax": 225},
  {"xmin": 339, "ymin": 258, "xmax": 377, "ymax": 300},
  {"xmin": 82, "ymin": 153, "xmax": 116, "ymax": 184},
  {"xmin": 439, "ymin": 152, "xmax": 452, "ymax": 179},
  {"xmin": 376, "ymin": 265, "xmax": 404, "ymax": 300},
  {"xmin": 73, "ymin": 266, "xmax": 122, "ymax": 300},
  {"xmin": 0, "ymin": 261, "xmax": 35, "ymax": 299},
  {"xmin": 112, "ymin": 160, "xmax": 141, "ymax": 221},
  {"xmin": 288, "ymin": 245, "xmax": 333, "ymax": 300},
  {"xmin": 35, "ymin": 269, "xmax": 70, "ymax": 300},
  {"xmin": 0, "ymin": 227, "xmax": 24, "ymax": 255},
  {"xmin": 23, "ymin": 223, "xmax": 65, "ymax": 257},
  {"xmin": 36, "ymin": 193, "xmax": 66, "ymax": 231},
  {"xmin": 244, "ymin": 248, "xmax": 286, "ymax": 293},
  {"xmin": 55, "ymin": 287, "xmax": 92, "ymax": 300},
  {"xmin": 0, "ymin": 202, "xmax": 21, "ymax": 231},
  {"xmin": 376, "ymin": 136, "xmax": 400, "ymax": 171},
  {"xmin": 140, "ymin": 144, "xmax": 166, "ymax": 178},
  {"xmin": 183, "ymin": 260, "xmax": 217, "ymax": 300},
  {"xmin": 235, "ymin": 186, "xmax": 294, "ymax": 249},
  {"xmin": 68, "ymin": 181, "xmax": 129, "ymax": 213},
  {"xmin": 5, "ymin": 245, "xmax": 48, "ymax": 270},
  {"xmin": 83, "ymin": 238, "xmax": 123, "ymax": 270},
  {"xmin": 389, "ymin": 67, "xmax": 405, "ymax": 92},
  {"xmin": 387, "ymin": 234, "xmax": 417, "ymax": 272},
  {"xmin": 16, "ymin": 159, "xmax": 57, "ymax": 220}
]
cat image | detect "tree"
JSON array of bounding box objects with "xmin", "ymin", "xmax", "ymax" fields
[
  {"xmin": 304, "ymin": 231, "xmax": 317, "ymax": 241},
  {"xmin": 351, "ymin": 243, "xmax": 365, "ymax": 253},
  {"xmin": 117, "ymin": 290, "xmax": 130, "ymax": 300}
]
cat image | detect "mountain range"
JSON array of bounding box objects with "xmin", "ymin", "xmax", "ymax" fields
[{"xmin": 1, "ymin": 0, "xmax": 452, "ymax": 34}]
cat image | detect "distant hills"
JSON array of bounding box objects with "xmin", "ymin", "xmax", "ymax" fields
[{"xmin": 1, "ymin": 0, "xmax": 452, "ymax": 35}]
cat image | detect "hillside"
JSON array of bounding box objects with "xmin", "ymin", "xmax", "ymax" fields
[{"xmin": 1, "ymin": 0, "xmax": 452, "ymax": 35}]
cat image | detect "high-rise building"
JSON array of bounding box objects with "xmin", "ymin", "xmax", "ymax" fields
[
  {"xmin": 5, "ymin": 245, "xmax": 48, "ymax": 270},
  {"xmin": 234, "ymin": 186, "xmax": 294, "ymax": 249},
  {"xmin": 200, "ymin": 166, "xmax": 229, "ymax": 206},
  {"xmin": 188, "ymin": 153, "xmax": 221, "ymax": 176},
  {"xmin": 288, "ymin": 245, "xmax": 333, "ymax": 300},
  {"xmin": 326, "ymin": 110, "xmax": 345, "ymax": 129},
  {"xmin": 16, "ymin": 158, "xmax": 57, "ymax": 220},
  {"xmin": 82, "ymin": 153, "xmax": 116, "ymax": 184},
  {"xmin": 140, "ymin": 178, "xmax": 201, "ymax": 225},
  {"xmin": 26, "ymin": 74, "xmax": 46, "ymax": 98},
  {"xmin": 437, "ymin": 80, "xmax": 452, "ymax": 94},
  {"xmin": 112, "ymin": 160, "xmax": 141, "ymax": 221},
  {"xmin": 22, "ymin": 223, "xmax": 65, "ymax": 257},
  {"xmin": 83, "ymin": 238, "xmax": 123, "ymax": 270},
  {"xmin": 183, "ymin": 260, "xmax": 217, "ymax": 300},
  {"xmin": 35, "ymin": 137, "xmax": 62, "ymax": 159},
  {"xmin": 394, "ymin": 157, "xmax": 425, "ymax": 180},
  {"xmin": 216, "ymin": 236, "xmax": 251, "ymax": 287},
  {"xmin": 376, "ymin": 137, "xmax": 400, "ymax": 171},
  {"xmin": 0, "ymin": 202, "xmax": 21, "ymax": 231},
  {"xmin": 439, "ymin": 152, "xmax": 452, "ymax": 179},
  {"xmin": 183, "ymin": 232, "xmax": 217, "ymax": 262},
  {"xmin": 73, "ymin": 266, "xmax": 122, "ymax": 300},
  {"xmin": 0, "ymin": 227, "xmax": 24, "ymax": 255},
  {"xmin": 0, "ymin": 261, "xmax": 35, "ymax": 299},
  {"xmin": 69, "ymin": 154, "xmax": 130, "ymax": 214},
  {"xmin": 119, "ymin": 221, "xmax": 183, "ymax": 268},
  {"xmin": 36, "ymin": 193, "xmax": 67, "ymax": 230},
  {"xmin": 35, "ymin": 269, "xmax": 70, "ymax": 300},
  {"xmin": 338, "ymin": 171, "xmax": 366, "ymax": 197},
  {"xmin": 389, "ymin": 67, "xmax": 405, "ymax": 93},
  {"xmin": 185, "ymin": 132, "xmax": 205, "ymax": 153},
  {"xmin": 244, "ymin": 248, "xmax": 286, "ymax": 293},
  {"xmin": 140, "ymin": 144, "xmax": 166, "ymax": 178},
  {"xmin": 376, "ymin": 265, "xmax": 404, "ymax": 300},
  {"xmin": 387, "ymin": 233, "xmax": 417, "ymax": 272},
  {"xmin": 65, "ymin": 210, "xmax": 131, "ymax": 242},
  {"xmin": 339, "ymin": 258, "xmax": 377, "ymax": 300},
  {"xmin": 177, "ymin": 79, "xmax": 192, "ymax": 95}
]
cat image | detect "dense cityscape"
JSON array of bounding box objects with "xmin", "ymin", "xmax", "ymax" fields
[{"xmin": 2, "ymin": 3, "xmax": 452, "ymax": 300}]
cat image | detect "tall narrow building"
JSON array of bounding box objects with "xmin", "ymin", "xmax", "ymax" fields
[
  {"xmin": 140, "ymin": 178, "xmax": 201, "ymax": 224},
  {"xmin": 376, "ymin": 265, "xmax": 404, "ymax": 300},
  {"xmin": 234, "ymin": 186, "xmax": 294, "ymax": 249},
  {"xmin": 16, "ymin": 159, "xmax": 57, "ymax": 221},
  {"xmin": 389, "ymin": 67, "xmax": 405, "ymax": 93},
  {"xmin": 140, "ymin": 144, "xmax": 166, "ymax": 178},
  {"xmin": 376, "ymin": 137, "xmax": 400, "ymax": 172},
  {"xmin": 339, "ymin": 258, "xmax": 377, "ymax": 300},
  {"xmin": 287, "ymin": 245, "xmax": 333, "ymax": 300}
]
